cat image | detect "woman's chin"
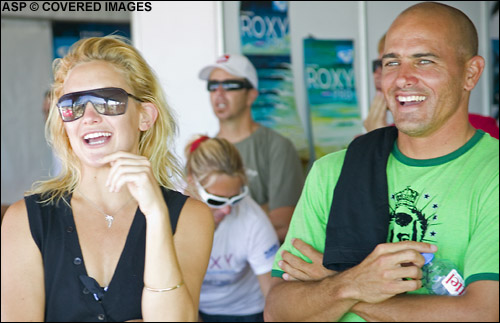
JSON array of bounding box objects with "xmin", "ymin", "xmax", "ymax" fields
[{"xmin": 81, "ymin": 155, "xmax": 109, "ymax": 169}]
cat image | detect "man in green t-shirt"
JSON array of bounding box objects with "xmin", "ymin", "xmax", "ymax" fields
[
  {"xmin": 265, "ymin": 2, "xmax": 499, "ymax": 322},
  {"xmin": 199, "ymin": 54, "xmax": 305, "ymax": 242}
]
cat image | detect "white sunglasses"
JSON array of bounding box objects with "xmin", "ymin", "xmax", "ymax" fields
[{"xmin": 196, "ymin": 181, "xmax": 248, "ymax": 209}]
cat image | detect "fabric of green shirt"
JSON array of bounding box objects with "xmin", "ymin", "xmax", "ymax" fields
[
  {"xmin": 272, "ymin": 130, "xmax": 499, "ymax": 322},
  {"xmin": 234, "ymin": 126, "xmax": 305, "ymax": 210}
]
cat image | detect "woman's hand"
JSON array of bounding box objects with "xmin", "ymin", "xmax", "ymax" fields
[{"xmin": 99, "ymin": 151, "xmax": 165, "ymax": 216}]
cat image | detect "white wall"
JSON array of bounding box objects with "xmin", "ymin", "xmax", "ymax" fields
[
  {"xmin": 1, "ymin": 18, "xmax": 53, "ymax": 204},
  {"xmin": 132, "ymin": 1, "xmax": 222, "ymax": 169}
]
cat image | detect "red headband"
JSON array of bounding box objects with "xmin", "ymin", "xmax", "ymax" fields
[{"xmin": 190, "ymin": 135, "xmax": 210, "ymax": 153}]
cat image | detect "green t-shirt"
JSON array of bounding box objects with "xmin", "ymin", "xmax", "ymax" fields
[
  {"xmin": 272, "ymin": 130, "xmax": 499, "ymax": 322},
  {"xmin": 235, "ymin": 126, "xmax": 305, "ymax": 210}
]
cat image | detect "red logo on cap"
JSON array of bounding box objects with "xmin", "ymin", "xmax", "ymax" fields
[{"xmin": 217, "ymin": 55, "xmax": 230, "ymax": 64}]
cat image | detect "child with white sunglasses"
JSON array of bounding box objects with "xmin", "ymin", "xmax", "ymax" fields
[{"xmin": 184, "ymin": 135, "xmax": 280, "ymax": 322}]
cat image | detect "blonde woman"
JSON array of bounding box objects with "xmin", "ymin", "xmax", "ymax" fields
[
  {"xmin": 184, "ymin": 135, "xmax": 279, "ymax": 322},
  {"xmin": 1, "ymin": 36, "xmax": 214, "ymax": 322}
]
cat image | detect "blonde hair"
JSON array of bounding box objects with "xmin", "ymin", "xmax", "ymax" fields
[
  {"xmin": 29, "ymin": 35, "xmax": 182, "ymax": 203},
  {"xmin": 184, "ymin": 135, "xmax": 246, "ymax": 194}
]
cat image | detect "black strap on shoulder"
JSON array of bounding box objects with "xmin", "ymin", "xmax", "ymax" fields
[{"xmin": 323, "ymin": 126, "xmax": 398, "ymax": 271}]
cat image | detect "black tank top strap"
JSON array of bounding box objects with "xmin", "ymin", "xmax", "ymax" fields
[{"xmin": 161, "ymin": 187, "xmax": 188, "ymax": 234}]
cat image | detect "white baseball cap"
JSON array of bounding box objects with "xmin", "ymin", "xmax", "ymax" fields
[{"xmin": 199, "ymin": 54, "xmax": 258, "ymax": 89}]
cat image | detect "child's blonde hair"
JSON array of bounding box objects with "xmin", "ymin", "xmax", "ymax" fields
[{"xmin": 184, "ymin": 135, "xmax": 247, "ymax": 193}]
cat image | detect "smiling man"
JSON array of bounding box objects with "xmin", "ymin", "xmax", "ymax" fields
[{"xmin": 265, "ymin": 2, "xmax": 499, "ymax": 322}]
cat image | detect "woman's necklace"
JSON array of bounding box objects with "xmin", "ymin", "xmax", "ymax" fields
[{"xmin": 77, "ymin": 189, "xmax": 135, "ymax": 228}]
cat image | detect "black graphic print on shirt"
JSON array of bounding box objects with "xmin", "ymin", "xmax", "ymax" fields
[{"xmin": 388, "ymin": 186, "xmax": 440, "ymax": 243}]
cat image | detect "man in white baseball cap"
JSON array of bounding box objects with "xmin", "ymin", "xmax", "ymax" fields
[
  {"xmin": 199, "ymin": 53, "xmax": 259, "ymax": 90},
  {"xmin": 199, "ymin": 53, "xmax": 304, "ymax": 243}
]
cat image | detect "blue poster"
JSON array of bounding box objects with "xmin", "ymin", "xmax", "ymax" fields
[
  {"xmin": 52, "ymin": 22, "xmax": 130, "ymax": 59},
  {"xmin": 240, "ymin": 1, "xmax": 309, "ymax": 164},
  {"xmin": 304, "ymin": 38, "xmax": 362, "ymax": 158}
]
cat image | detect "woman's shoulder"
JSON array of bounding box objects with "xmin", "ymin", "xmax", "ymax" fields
[
  {"xmin": 2, "ymin": 198, "xmax": 28, "ymax": 221},
  {"xmin": 1, "ymin": 196, "xmax": 44, "ymax": 322},
  {"xmin": 181, "ymin": 196, "xmax": 210, "ymax": 213},
  {"xmin": 164, "ymin": 187, "xmax": 209, "ymax": 221},
  {"xmin": 1, "ymin": 198, "xmax": 31, "ymax": 246},
  {"xmin": 172, "ymin": 196, "xmax": 214, "ymax": 259},
  {"xmin": 177, "ymin": 196, "xmax": 214, "ymax": 229}
]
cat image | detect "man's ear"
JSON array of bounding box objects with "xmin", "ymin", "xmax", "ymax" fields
[
  {"xmin": 139, "ymin": 102, "xmax": 158, "ymax": 131},
  {"xmin": 246, "ymin": 88, "xmax": 259, "ymax": 108},
  {"xmin": 463, "ymin": 55, "xmax": 485, "ymax": 92}
]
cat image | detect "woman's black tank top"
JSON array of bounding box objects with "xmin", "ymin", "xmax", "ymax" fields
[{"xmin": 25, "ymin": 187, "xmax": 188, "ymax": 322}]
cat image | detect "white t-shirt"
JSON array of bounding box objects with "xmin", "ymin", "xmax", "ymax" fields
[{"xmin": 199, "ymin": 195, "xmax": 280, "ymax": 315}]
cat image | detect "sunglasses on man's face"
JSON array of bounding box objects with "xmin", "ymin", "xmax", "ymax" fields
[
  {"xmin": 372, "ymin": 59, "xmax": 383, "ymax": 73},
  {"xmin": 196, "ymin": 181, "xmax": 248, "ymax": 209},
  {"xmin": 57, "ymin": 87, "xmax": 143, "ymax": 122},
  {"xmin": 207, "ymin": 79, "xmax": 253, "ymax": 92}
]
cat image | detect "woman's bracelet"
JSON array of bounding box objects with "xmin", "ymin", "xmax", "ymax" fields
[{"xmin": 144, "ymin": 281, "xmax": 184, "ymax": 292}]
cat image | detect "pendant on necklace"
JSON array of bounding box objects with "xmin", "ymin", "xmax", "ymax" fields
[{"xmin": 105, "ymin": 214, "xmax": 114, "ymax": 228}]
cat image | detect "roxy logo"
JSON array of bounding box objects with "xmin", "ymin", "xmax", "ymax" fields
[
  {"xmin": 305, "ymin": 67, "xmax": 355, "ymax": 90},
  {"xmin": 240, "ymin": 14, "xmax": 288, "ymax": 39}
]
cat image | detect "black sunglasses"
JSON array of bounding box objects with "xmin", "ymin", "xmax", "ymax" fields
[
  {"xmin": 207, "ymin": 79, "xmax": 253, "ymax": 92},
  {"xmin": 57, "ymin": 87, "xmax": 143, "ymax": 122},
  {"xmin": 372, "ymin": 59, "xmax": 383, "ymax": 73}
]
